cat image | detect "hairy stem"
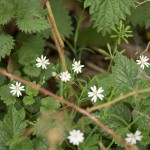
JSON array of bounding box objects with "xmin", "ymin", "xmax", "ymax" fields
[
  {"xmin": 0, "ymin": 69, "xmax": 130, "ymax": 149},
  {"xmin": 46, "ymin": 0, "xmax": 67, "ymax": 71}
]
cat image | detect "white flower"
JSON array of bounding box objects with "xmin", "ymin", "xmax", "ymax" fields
[
  {"xmin": 60, "ymin": 71, "xmax": 71, "ymax": 82},
  {"xmin": 88, "ymin": 86, "xmax": 104, "ymax": 102},
  {"xmin": 68, "ymin": 130, "xmax": 84, "ymax": 146},
  {"xmin": 125, "ymin": 130, "xmax": 143, "ymax": 145},
  {"xmin": 36, "ymin": 55, "xmax": 50, "ymax": 69},
  {"xmin": 72, "ymin": 60, "xmax": 84, "ymax": 74},
  {"xmin": 136, "ymin": 55, "xmax": 150, "ymax": 69},
  {"xmin": 10, "ymin": 82, "xmax": 25, "ymax": 97}
]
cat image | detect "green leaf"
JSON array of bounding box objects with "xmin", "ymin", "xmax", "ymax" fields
[
  {"xmin": 112, "ymin": 53, "xmax": 139, "ymax": 89},
  {"xmin": 129, "ymin": 3, "xmax": 150, "ymax": 29},
  {"xmin": 40, "ymin": 63, "xmax": 56, "ymax": 80},
  {"xmin": 16, "ymin": 7, "xmax": 49, "ymax": 33},
  {"xmin": 0, "ymin": 1, "xmax": 15, "ymax": 25},
  {"xmin": 137, "ymin": 79, "xmax": 150, "ymax": 98},
  {"xmin": 9, "ymin": 137, "xmax": 33, "ymax": 150},
  {"xmin": 0, "ymin": 106, "xmax": 27, "ymax": 149},
  {"xmin": 0, "ymin": 74, "xmax": 6, "ymax": 86},
  {"xmin": 84, "ymin": 0, "xmax": 134, "ymax": 35},
  {"xmin": 40, "ymin": 97, "xmax": 60, "ymax": 114},
  {"xmin": 23, "ymin": 65, "xmax": 41, "ymax": 77},
  {"xmin": 3, "ymin": 106, "xmax": 27, "ymax": 138},
  {"xmin": 0, "ymin": 128, "xmax": 9, "ymax": 150},
  {"xmin": 17, "ymin": 34, "xmax": 45, "ymax": 66},
  {"xmin": 23, "ymin": 96, "xmax": 35, "ymax": 106},
  {"xmin": 32, "ymin": 137, "xmax": 49, "ymax": 150},
  {"xmin": 0, "ymin": 85, "xmax": 16, "ymax": 105},
  {"xmin": 50, "ymin": 0, "xmax": 73, "ymax": 38},
  {"xmin": 0, "ymin": 34, "xmax": 15, "ymax": 61},
  {"xmin": 25, "ymin": 85, "xmax": 39, "ymax": 97},
  {"xmin": 133, "ymin": 98, "xmax": 150, "ymax": 131}
]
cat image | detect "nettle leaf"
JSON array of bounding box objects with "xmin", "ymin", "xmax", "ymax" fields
[
  {"xmin": 3, "ymin": 106, "xmax": 27, "ymax": 138},
  {"xmin": 32, "ymin": 137, "xmax": 49, "ymax": 150},
  {"xmin": 23, "ymin": 96, "xmax": 35, "ymax": 106},
  {"xmin": 16, "ymin": 7, "xmax": 49, "ymax": 33},
  {"xmin": 0, "ymin": 1, "xmax": 15, "ymax": 25},
  {"xmin": 0, "ymin": 34, "xmax": 15, "ymax": 61},
  {"xmin": 0, "ymin": 85, "xmax": 16, "ymax": 105},
  {"xmin": 40, "ymin": 97, "xmax": 61, "ymax": 114},
  {"xmin": 129, "ymin": 3, "xmax": 150, "ymax": 29},
  {"xmin": 108, "ymin": 104, "xmax": 132, "ymax": 128},
  {"xmin": 0, "ymin": 106, "xmax": 27, "ymax": 149},
  {"xmin": 133, "ymin": 109, "xmax": 150, "ymax": 131},
  {"xmin": 112, "ymin": 53, "xmax": 139, "ymax": 89},
  {"xmin": 9, "ymin": 137, "xmax": 33, "ymax": 150},
  {"xmin": 50, "ymin": 0, "xmax": 73, "ymax": 37},
  {"xmin": 17, "ymin": 34, "xmax": 45, "ymax": 66},
  {"xmin": 0, "ymin": 127, "xmax": 9, "ymax": 150},
  {"xmin": 84, "ymin": 0, "xmax": 134, "ymax": 35},
  {"xmin": 136, "ymin": 79, "xmax": 150, "ymax": 98}
]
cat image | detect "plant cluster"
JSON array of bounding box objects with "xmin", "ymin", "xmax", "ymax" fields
[{"xmin": 0, "ymin": 0, "xmax": 150, "ymax": 150}]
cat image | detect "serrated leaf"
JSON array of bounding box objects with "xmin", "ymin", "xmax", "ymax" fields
[
  {"xmin": 3, "ymin": 106, "xmax": 27, "ymax": 138},
  {"xmin": 108, "ymin": 104, "xmax": 132, "ymax": 127},
  {"xmin": 0, "ymin": 1, "xmax": 15, "ymax": 25},
  {"xmin": 9, "ymin": 137, "xmax": 33, "ymax": 150},
  {"xmin": 32, "ymin": 137, "xmax": 49, "ymax": 150},
  {"xmin": 0, "ymin": 128, "xmax": 9, "ymax": 150},
  {"xmin": 112, "ymin": 53, "xmax": 139, "ymax": 89},
  {"xmin": 23, "ymin": 65, "xmax": 41, "ymax": 77},
  {"xmin": 0, "ymin": 106, "xmax": 27, "ymax": 149},
  {"xmin": 40, "ymin": 97, "xmax": 60, "ymax": 114},
  {"xmin": 129, "ymin": 3, "xmax": 150, "ymax": 29},
  {"xmin": 133, "ymin": 109, "xmax": 150, "ymax": 131},
  {"xmin": 50, "ymin": 0, "xmax": 73, "ymax": 38},
  {"xmin": 0, "ymin": 34, "xmax": 15, "ymax": 61},
  {"xmin": 16, "ymin": 7, "xmax": 49, "ymax": 33},
  {"xmin": 84, "ymin": 0, "xmax": 134, "ymax": 35},
  {"xmin": 23, "ymin": 96, "xmax": 35, "ymax": 105},
  {"xmin": 0, "ymin": 85, "xmax": 16, "ymax": 105},
  {"xmin": 137, "ymin": 79, "xmax": 150, "ymax": 98}
]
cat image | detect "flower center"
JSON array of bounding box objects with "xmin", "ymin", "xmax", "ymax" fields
[
  {"xmin": 94, "ymin": 91, "xmax": 98, "ymax": 96},
  {"xmin": 73, "ymin": 134, "xmax": 79, "ymax": 139},
  {"xmin": 16, "ymin": 86, "xmax": 19, "ymax": 91}
]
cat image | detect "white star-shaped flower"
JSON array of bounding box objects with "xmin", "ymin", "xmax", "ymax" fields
[
  {"xmin": 68, "ymin": 129, "xmax": 84, "ymax": 146},
  {"xmin": 60, "ymin": 71, "xmax": 71, "ymax": 82},
  {"xmin": 125, "ymin": 130, "xmax": 143, "ymax": 145},
  {"xmin": 136, "ymin": 55, "xmax": 150, "ymax": 69},
  {"xmin": 88, "ymin": 86, "xmax": 104, "ymax": 102},
  {"xmin": 72, "ymin": 60, "xmax": 84, "ymax": 74},
  {"xmin": 10, "ymin": 82, "xmax": 25, "ymax": 97},
  {"xmin": 36, "ymin": 55, "xmax": 50, "ymax": 69}
]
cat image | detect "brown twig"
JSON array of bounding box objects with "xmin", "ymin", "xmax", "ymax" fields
[
  {"xmin": 88, "ymin": 88, "xmax": 150, "ymax": 113},
  {"xmin": 0, "ymin": 69, "xmax": 130, "ymax": 149},
  {"xmin": 45, "ymin": 0, "xmax": 67, "ymax": 71}
]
